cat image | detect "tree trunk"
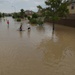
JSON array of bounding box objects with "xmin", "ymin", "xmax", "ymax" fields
[{"xmin": 53, "ymin": 20, "xmax": 55, "ymax": 32}]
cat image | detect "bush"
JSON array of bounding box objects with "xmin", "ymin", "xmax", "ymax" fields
[
  {"xmin": 37, "ymin": 18, "xmax": 44, "ymax": 25},
  {"xmin": 16, "ymin": 18, "xmax": 21, "ymax": 22},
  {"xmin": 12, "ymin": 16, "xmax": 15, "ymax": 18},
  {"xmin": 32, "ymin": 13, "xmax": 39, "ymax": 18},
  {"xmin": 0, "ymin": 13, "xmax": 2, "ymax": 18},
  {"xmin": 27, "ymin": 16, "xmax": 31, "ymax": 20},
  {"xmin": 25, "ymin": 14, "xmax": 27, "ymax": 18},
  {"xmin": 30, "ymin": 18, "xmax": 37, "ymax": 24},
  {"xmin": 12, "ymin": 13, "xmax": 18, "ymax": 19},
  {"xmin": 37, "ymin": 21, "xmax": 43, "ymax": 25}
]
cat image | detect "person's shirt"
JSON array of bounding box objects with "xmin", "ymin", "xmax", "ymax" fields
[
  {"xmin": 7, "ymin": 20, "xmax": 9, "ymax": 24},
  {"xmin": 27, "ymin": 24, "xmax": 30, "ymax": 28}
]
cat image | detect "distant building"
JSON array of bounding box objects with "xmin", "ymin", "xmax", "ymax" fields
[
  {"xmin": 25, "ymin": 10, "xmax": 34, "ymax": 15},
  {"xmin": 68, "ymin": 0, "xmax": 75, "ymax": 14}
]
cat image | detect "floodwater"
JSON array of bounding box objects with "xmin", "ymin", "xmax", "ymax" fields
[{"xmin": 0, "ymin": 17, "xmax": 75, "ymax": 75}]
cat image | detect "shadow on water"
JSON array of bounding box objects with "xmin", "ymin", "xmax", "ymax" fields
[
  {"xmin": 36, "ymin": 30, "xmax": 74, "ymax": 67},
  {"xmin": 37, "ymin": 37, "xmax": 63, "ymax": 66},
  {"xmin": 36, "ymin": 25, "xmax": 75, "ymax": 70},
  {"xmin": 19, "ymin": 31, "xmax": 23, "ymax": 38},
  {"xmin": 7, "ymin": 24, "xmax": 9, "ymax": 29}
]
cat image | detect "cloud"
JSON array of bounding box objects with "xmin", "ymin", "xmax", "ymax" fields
[
  {"xmin": 34, "ymin": 1, "xmax": 44, "ymax": 5},
  {"xmin": 22, "ymin": 0, "xmax": 29, "ymax": 1},
  {"xmin": 0, "ymin": 0, "xmax": 46, "ymax": 13}
]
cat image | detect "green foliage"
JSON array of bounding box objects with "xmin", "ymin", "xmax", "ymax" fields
[
  {"xmin": 37, "ymin": 17, "xmax": 44, "ymax": 25},
  {"xmin": 44, "ymin": 0, "xmax": 69, "ymax": 21},
  {"xmin": 0, "ymin": 13, "xmax": 6, "ymax": 18},
  {"xmin": 37, "ymin": 5, "xmax": 42, "ymax": 13},
  {"xmin": 2, "ymin": 13, "xmax": 5, "ymax": 17},
  {"xmin": 28, "ymin": 12, "xmax": 44, "ymax": 25},
  {"xmin": 37, "ymin": 0, "xmax": 69, "ymax": 30},
  {"xmin": 24, "ymin": 14, "xmax": 27, "ymax": 18},
  {"xmin": 20, "ymin": 9, "xmax": 25, "ymax": 18},
  {"xmin": 30, "ymin": 18, "xmax": 37, "ymax": 24},
  {"xmin": 37, "ymin": 5, "xmax": 42, "ymax": 9},
  {"xmin": 32, "ymin": 13, "xmax": 39, "ymax": 18},
  {"xmin": 12, "ymin": 9, "xmax": 25, "ymax": 19},
  {"xmin": 0, "ymin": 13, "xmax": 2, "ymax": 18},
  {"xmin": 37, "ymin": 20, "xmax": 43, "ymax": 25},
  {"xmin": 12, "ymin": 13, "xmax": 18, "ymax": 18},
  {"xmin": 29, "ymin": 17, "xmax": 44, "ymax": 25},
  {"xmin": 16, "ymin": 18, "xmax": 21, "ymax": 22},
  {"xmin": 28, "ymin": 13, "xmax": 40, "ymax": 24},
  {"xmin": 27, "ymin": 16, "xmax": 31, "ymax": 20}
]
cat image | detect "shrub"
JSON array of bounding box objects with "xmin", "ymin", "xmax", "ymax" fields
[
  {"xmin": 0, "ymin": 13, "xmax": 2, "ymax": 18},
  {"xmin": 25, "ymin": 14, "xmax": 27, "ymax": 18},
  {"xmin": 30, "ymin": 18, "xmax": 37, "ymax": 24},
  {"xmin": 12, "ymin": 16, "xmax": 15, "ymax": 18},
  {"xmin": 37, "ymin": 18, "xmax": 44, "ymax": 25},
  {"xmin": 16, "ymin": 18, "xmax": 21, "ymax": 22},
  {"xmin": 37, "ymin": 20, "xmax": 43, "ymax": 25},
  {"xmin": 32, "ymin": 13, "xmax": 39, "ymax": 18},
  {"xmin": 27, "ymin": 16, "xmax": 31, "ymax": 20}
]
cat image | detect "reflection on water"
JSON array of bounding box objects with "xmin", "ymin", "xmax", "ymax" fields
[
  {"xmin": 27, "ymin": 29, "xmax": 31, "ymax": 38},
  {"xmin": 19, "ymin": 31, "xmax": 23, "ymax": 38},
  {"xmin": 36, "ymin": 25, "xmax": 45, "ymax": 33},
  {"xmin": 7, "ymin": 24, "xmax": 9, "ymax": 29},
  {"xmin": 0, "ymin": 17, "xmax": 75, "ymax": 75}
]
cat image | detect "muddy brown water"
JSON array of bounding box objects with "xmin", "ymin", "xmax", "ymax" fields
[{"xmin": 0, "ymin": 17, "xmax": 75, "ymax": 75}]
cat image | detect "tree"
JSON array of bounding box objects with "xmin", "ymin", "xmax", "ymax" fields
[
  {"xmin": 12, "ymin": 13, "xmax": 18, "ymax": 18},
  {"xmin": 38, "ymin": 0, "xmax": 69, "ymax": 32},
  {"xmin": 24, "ymin": 14, "xmax": 27, "ymax": 19},
  {"xmin": 28, "ymin": 13, "xmax": 38, "ymax": 24},
  {"xmin": 37, "ymin": 5, "xmax": 42, "ymax": 11},
  {"xmin": 20, "ymin": 9, "xmax": 25, "ymax": 18},
  {"xmin": 37, "ymin": 5, "xmax": 43, "ymax": 17},
  {"xmin": 2, "ymin": 13, "xmax": 5, "ymax": 17}
]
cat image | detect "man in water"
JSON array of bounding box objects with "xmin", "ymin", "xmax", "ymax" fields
[
  {"xmin": 27, "ymin": 24, "xmax": 31, "ymax": 30},
  {"xmin": 7, "ymin": 20, "xmax": 9, "ymax": 25}
]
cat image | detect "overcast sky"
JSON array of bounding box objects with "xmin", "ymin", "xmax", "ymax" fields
[{"xmin": 0, "ymin": 0, "xmax": 46, "ymax": 13}]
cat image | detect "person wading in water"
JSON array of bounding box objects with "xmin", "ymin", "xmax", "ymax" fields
[
  {"xmin": 27, "ymin": 24, "xmax": 31, "ymax": 30},
  {"xmin": 7, "ymin": 20, "xmax": 9, "ymax": 25},
  {"xmin": 19, "ymin": 23, "xmax": 23, "ymax": 31}
]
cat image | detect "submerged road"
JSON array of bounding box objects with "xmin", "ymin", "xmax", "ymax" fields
[{"xmin": 0, "ymin": 17, "xmax": 75, "ymax": 75}]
